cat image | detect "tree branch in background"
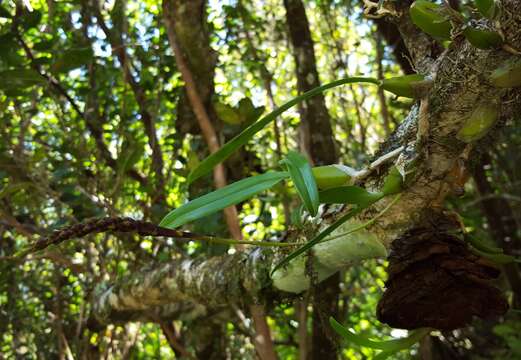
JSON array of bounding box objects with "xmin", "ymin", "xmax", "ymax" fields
[
  {"xmin": 375, "ymin": 31, "xmax": 391, "ymax": 136},
  {"xmin": 472, "ymin": 152, "xmax": 521, "ymax": 308},
  {"xmin": 162, "ymin": 1, "xmax": 277, "ymax": 358},
  {"xmin": 372, "ymin": 16, "xmax": 415, "ymax": 74},
  {"xmin": 283, "ymin": 0, "xmax": 337, "ymax": 166}
]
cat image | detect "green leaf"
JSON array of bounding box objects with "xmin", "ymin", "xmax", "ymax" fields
[
  {"xmin": 281, "ymin": 151, "xmax": 319, "ymax": 217},
  {"xmin": 319, "ymin": 186, "xmax": 383, "ymax": 206},
  {"xmin": 380, "ymin": 74, "xmax": 428, "ymax": 98},
  {"xmin": 0, "ymin": 182, "xmax": 33, "ymax": 199},
  {"xmin": 50, "ymin": 47, "xmax": 94, "ymax": 74},
  {"xmin": 311, "ymin": 165, "xmax": 352, "ymax": 189},
  {"xmin": 21, "ymin": 10, "xmax": 42, "ymax": 29},
  {"xmin": 475, "ymin": 0, "xmax": 496, "ymax": 18},
  {"xmin": 159, "ymin": 171, "xmax": 288, "ymax": 229},
  {"xmin": 381, "ymin": 167, "xmax": 403, "ymax": 196},
  {"xmin": 329, "ymin": 317, "xmax": 430, "ymax": 351},
  {"xmin": 0, "ymin": 69, "xmax": 45, "ymax": 90},
  {"xmin": 271, "ymin": 206, "xmax": 364, "ymax": 275},
  {"xmin": 409, "ymin": 0, "xmax": 452, "ymax": 40},
  {"xmin": 187, "ymin": 77, "xmax": 379, "ymax": 185},
  {"xmin": 214, "ymin": 101, "xmax": 242, "ymax": 125},
  {"xmin": 0, "ymin": 5, "xmax": 12, "ymax": 18},
  {"xmin": 238, "ymin": 97, "xmax": 264, "ymax": 123}
]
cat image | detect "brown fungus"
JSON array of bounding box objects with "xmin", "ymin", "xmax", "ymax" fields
[{"xmin": 377, "ymin": 211, "xmax": 508, "ymax": 330}]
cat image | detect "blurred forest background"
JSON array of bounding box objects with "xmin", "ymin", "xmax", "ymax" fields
[{"xmin": 1, "ymin": 0, "xmax": 521, "ymax": 359}]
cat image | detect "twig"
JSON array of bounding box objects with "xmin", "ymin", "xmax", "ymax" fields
[
  {"xmin": 334, "ymin": 145, "xmax": 404, "ymax": 182},
  {"xmin": 12, "ymin": 217, "xmax": 296, "ymax": 259}
]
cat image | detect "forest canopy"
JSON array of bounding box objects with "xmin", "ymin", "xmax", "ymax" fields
[{"xmin": 1, "ymin": 0, "xmax": 521, "ymax": 359}]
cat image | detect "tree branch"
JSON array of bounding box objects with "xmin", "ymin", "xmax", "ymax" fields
[{"xmin": 90, "ymin": 0, "xmax": 521, "ymax": 329}]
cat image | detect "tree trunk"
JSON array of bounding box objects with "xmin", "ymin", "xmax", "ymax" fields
[{"xmin": 283, "ymin": 0, "xmax": 337, "ymax": 166}]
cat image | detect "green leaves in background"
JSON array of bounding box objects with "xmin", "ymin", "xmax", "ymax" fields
[
  {"xmin": 238, "ymin": 97, "xmax": 265, "ymax": 124},
  {"xmin": 0, "ymin": 69, "xmax": 45, "ymax": 90},
  {"xmin": 20, "ymin": 10, "xmax": 42, "ymax": 30},
  {"xmin": 187, "ymin": 77, "xmax": 380, "ymax": 185},
  {"xmin": 281, "ymin": 151, "xmax": 319, "ymax": 217},
  {"xmin": 159, "ymin": 171, "xmax": 288, "ymax": 229},
  {"xmin": 0, "ymin": 5, "xmax": 12, "ymax": 18},
  {"xmin": 50, "ymin": 47, "xmax": 94, "ymax": 74},
  {"xmin": 214, "ymin": 101, "xmax": 242, "ymax": 125},
  {"xmin": 329, "ymin": 317, "xmax": 430, "ymax": 356},
  {"xmin": 319, "ymin": 186, "xmax": 383, "ymax": 207}
]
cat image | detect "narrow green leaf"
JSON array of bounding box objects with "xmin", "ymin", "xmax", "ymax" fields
[
  {"xmin": 271, "ymin": 206, "xmax": 363, "ymax": 275},
  {"xmin": 282, "ymin": 151, "xmax": 319, "ymax": 216},
  {"xmin": 159, "ymin": 172, "xmax": 288, "ymax": 229},
  {"xmin": 187, "ymin": 77, "xmax": 380, "ymax": 185},
  {"xmin": 319, "ymin": 186, "xmax": 383, "ymax": 206},
  {"xmin": 329, "ymin": 317, "xmax": 430, "ymax": 351},
  {"xmin": 374, "ymin": 350, "xmax": 399, "ymax": 360}
]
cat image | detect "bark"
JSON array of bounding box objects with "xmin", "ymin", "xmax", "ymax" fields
[{"xmin": 91, "ymin": 0, "xmax": 521, "ymax": 334}]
